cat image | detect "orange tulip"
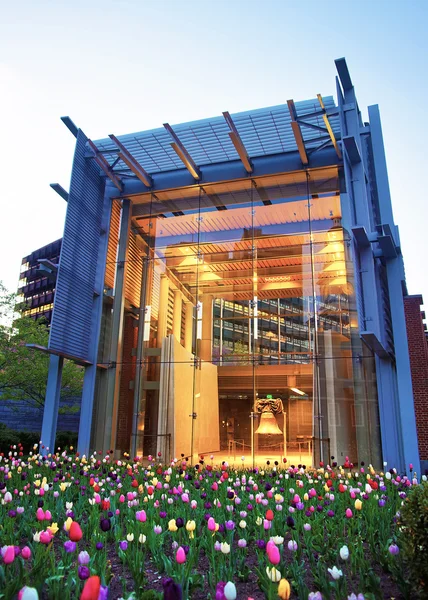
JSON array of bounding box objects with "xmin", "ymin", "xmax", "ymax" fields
[
  {"xmin": 80, "ymin": 576, "xmax": 101, "ymax": 600},
  {"xmin": 69, "ymin": 521, "xmax": 83, "ymax": 542}
]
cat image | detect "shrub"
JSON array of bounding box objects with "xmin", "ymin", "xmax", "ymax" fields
[
  {"xmin": 0, "ymin": 424, "xmax": 77, "ymax": 454},
  {"xmin": 398, "ymin": 481, "xmax": 428, "ymax": 597}
]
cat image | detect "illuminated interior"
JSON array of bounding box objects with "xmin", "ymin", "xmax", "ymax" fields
[{"xmin": 96, "ymin": 167, "xmax": 382, "ymax": 467}]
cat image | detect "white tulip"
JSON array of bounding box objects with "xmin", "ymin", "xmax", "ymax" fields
[
  {"xmin": 224, "ymin": 581, "xmax": 237, "ymax": 600},
  {"xmin": 266, "ymin": 567, "xmax": 282, "ymax": 582},
  {"xmin": 328, "ymin": 566, "xmax": 343, "ymax": 580},
  {"xmin": 339, "ymin": 545, "xmax": 349, "ymax": 560}
]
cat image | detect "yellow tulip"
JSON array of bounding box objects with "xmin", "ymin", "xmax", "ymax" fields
[
  {"xmin": 186, "ymin": 520, "xmax": 196, "ymax": 538},
  {"xmin": 278, "ymin": 578, "xmax": 291, "ymax": 599},
  {"xmin": 355, "ymin": 499, "xmax": 363, "ymax": 511},
  {"xmin": 47, "ymin": 522, "xmax": 59, "ymax": 535},
  {"xmin": 168, "ymin": 519, "xmax": 178, "ymax": 532},
  {"xmin": 64, "ymin": 517, "xmax": 73, "ymax": 532}
]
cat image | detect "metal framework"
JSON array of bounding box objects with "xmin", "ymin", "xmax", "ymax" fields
[
  {"xmin": 39, "ymin": 57, "xmax": 420, "ymax": 475},
  {"xmin": 163, "ymin": 123, "xmax": 201, "ymax": 180},
  {"xmin": 222, "ymin": 111, "xmax": 253, "ymax": 173}
]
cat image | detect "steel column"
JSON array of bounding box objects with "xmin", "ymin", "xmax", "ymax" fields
[
  {"xmin": 103, "ymin": 199, "xmax": 132, "ymax": 454},
  {"xmin": 77, "ymin": 186, "xmax": 113, "ymax": 457},
  {"xmin": 40, "ymin": 355, "xmax": 64, "ymax": 454}
]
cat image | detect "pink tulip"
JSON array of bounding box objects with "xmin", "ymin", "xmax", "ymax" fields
[
  {"xmin": 266, "ymin": 540, "xmax": 276, "ymax": 555},
  {"xmin": 263, "ymin": 519, "xmax": 272, "ymax": 530},
  {"xmin": 3, "ymin": 546, "xmax": 15, "ymax": 565},
  {"xmin": 36, "ymin": 508, "xmax": 45, "ymax": 521},
  {"xmin": 44, "ymin": 510, "xmax": 52, "ymax": 521},
  {"xmin": 40, "ymin": 531, "xmax": 52, "ymax": 545},
  {"xmin": 208, "ymin": 517, "xmax": 216, "ymax": 531},
  {"xmin": 293, "ymin": 494, "xmax": 300, "ymax": 504},
  {"xmin": 267, "ymin": 544, "xmax": 280, "ymax": 565},
  {"xmin": 21, "ymin": 546, "xmax": 32, "ymax": 560},
  {"xmin": 176, "ymin": 546, "xmax": 186, "ymax": 564},
  {"xmin": 181, "ymin": 493, "xmax": 189, "ymax": 503},
  {"xmin": 119, "ymin": 495, "xmax": 125, "ymax": 503},
  {"xmin": 345, "ymin": 508, "xmax": 353, "ymax": 519},
  {"xmin": 136, "ymin": 510, "xmax": 146, "ymax": 522},
  {"xmin": 211, "ymin": 482, "xmax": 218, "ymax": 491}
]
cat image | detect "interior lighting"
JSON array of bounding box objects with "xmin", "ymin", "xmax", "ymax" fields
[{"xmin": 290, "ymin": 387, "xmax": 306, "ymax": 396}]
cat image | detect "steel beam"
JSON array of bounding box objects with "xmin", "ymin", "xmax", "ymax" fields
[
  {"xmin": 108, "ymin": 134, "xmax": 153, "ymax": 188},
  {"xmin": 335, "ymin": 57, "xmax": 353, "ymax": 92},
  {"xmin": 60, "ymin": 116, "xmax": 79, "ymax": 138},
  {"xmin": 222, "ymin": 111, "xmax": 253, "ymax": 173},
  {"xmin": 163, "ymin": 123, "xmax": 201, "ymax": 180},
  {"xmin": 87, "ymin": 140, "xmax": 123, "ymax": 192},
  {"xmin": 50, "ymin": 183, "xmax": 69, "ymax": 202},
  {"xmin": 317, "ymin": 94, "xmax": 342, "ymax": 159},
  {"xmin": 287, "ymin": 100, "xmax": 308, "ymax": 165}
]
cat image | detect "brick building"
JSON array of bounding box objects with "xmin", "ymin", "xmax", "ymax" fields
[{"xmin": 404, "ymin": 295, "xmax": 428, "ymax": 473}]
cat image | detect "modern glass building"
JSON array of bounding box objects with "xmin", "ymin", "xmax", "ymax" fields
[{"xmin": 39, "ymin": 58, "xmax": 419, "ymax": 472}]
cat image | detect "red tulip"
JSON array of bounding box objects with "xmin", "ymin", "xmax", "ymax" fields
[
  {"xmin": 69, "ymin": 522, "xmax": 83, "ymax": 542},
  {"xmin": 266, "ymin": 509, "xmax": 274, "ymax": 521},
  {"xmin": 80, "ymin": 576, "xmax": 101, "ymax": 600}
]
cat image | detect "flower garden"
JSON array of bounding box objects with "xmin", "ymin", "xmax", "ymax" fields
[{"xmin": 0, "ymin": 445, "xmax": 427, "ymax": 600}]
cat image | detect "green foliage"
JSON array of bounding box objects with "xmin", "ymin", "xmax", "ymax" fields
[
  {"xmin": 398, "ymin": 481, "xmax": 428, "ymax": 597},
  {"xmin": 0, "ymin": 281, "xmax": 83, "ymax": 409},
  {"xmin": 0, "ymin": 422, "xmax": 77, "ymax": 454}
]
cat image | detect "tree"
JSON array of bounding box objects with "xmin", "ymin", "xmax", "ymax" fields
[{"xmin": 0, "ymin": 281, "xmax": 83, "ymax": 410}]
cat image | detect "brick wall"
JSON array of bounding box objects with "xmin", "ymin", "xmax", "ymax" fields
[
  {"xmin": 116, "ymin": 315, "xmax": 138, "ymax": 452},
  {"xmin": 404, "ymin": 295, "xmax": 428, "ymax": 462}
]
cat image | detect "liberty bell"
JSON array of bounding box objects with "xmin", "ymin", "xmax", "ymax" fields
[{"xmin": 255, "ymin": 412, "xmax": 283, "ymax": 435}]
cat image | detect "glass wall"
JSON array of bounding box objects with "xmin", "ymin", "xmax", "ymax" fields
[{"xmin": 126, "ymin": 167, "xmax": 382, "ymax": 467}]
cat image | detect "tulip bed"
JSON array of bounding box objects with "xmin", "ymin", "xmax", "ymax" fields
[{"xmin": 0, "ymin": 445, "xmax": 424, "ymax": 600}]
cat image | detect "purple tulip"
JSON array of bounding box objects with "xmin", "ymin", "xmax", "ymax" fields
[
  {"xmin": 64, "ymin": 541, "xmax": 76, "ymax": 553},
  {"xmin": 389, "ymin": 544, "xmax": 399, "ymax": 555},
  {"xmin": 100, "ymin": 518, "xmax": 111, "ymax": 532},
  {"xmin": 119, "ymin": 541, "xmax": 128, "ymax": 551},
  {"xmin": 163, "ymin": 578, "xmax": 183, "ymax": 600},
  {"xmin": 225, "ymin": 520, "xmax": 235, "ymax": 530},
  {"xmin": 78, "ymin": 565, "xmax": 90, "ymax": 580}
]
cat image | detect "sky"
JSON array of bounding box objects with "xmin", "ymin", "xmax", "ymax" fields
[{"xmin": 1, "ymin": 0, "xmax": 427, "ymax": 311}]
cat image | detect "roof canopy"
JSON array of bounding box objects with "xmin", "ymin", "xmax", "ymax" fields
[{"xmin": 93, "ymin": 97, "xmax": 341, "ymax": 179}]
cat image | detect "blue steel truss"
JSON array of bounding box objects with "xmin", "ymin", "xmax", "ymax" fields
[{"xmin": 94, "ymin": 97, "xmax": 340, "ymax": 176}]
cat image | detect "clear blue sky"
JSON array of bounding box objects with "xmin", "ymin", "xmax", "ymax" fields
[{"xmin": 1, "ymin": 0, "xmax": 427, "ymax": 311}]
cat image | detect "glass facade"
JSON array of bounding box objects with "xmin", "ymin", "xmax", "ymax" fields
[{"xmin": 104, "ymin": 166, "xmax": 382, "ymax": 468}]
